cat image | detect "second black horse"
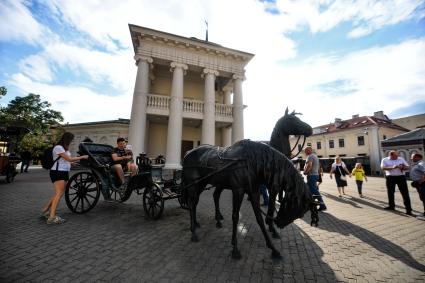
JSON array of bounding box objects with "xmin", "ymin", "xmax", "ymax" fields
[{"xmin": 182, "ymin": 140, "xmax": 318, "ymax": 259}]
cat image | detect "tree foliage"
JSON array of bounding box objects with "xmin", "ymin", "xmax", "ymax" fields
[
  {"xmin": 0, "ymin": 93, "xmax": 63, "ymax": 132},
  {"xmin": 0, "ymin": 93, "xmax": 64, "ymax": 157},
  {"xmin": 0, "ymin": 86, "xmax": 7, "ymax": 98}
]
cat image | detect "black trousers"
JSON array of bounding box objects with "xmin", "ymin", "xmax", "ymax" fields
[
  {"xmin": 412, "ymin": 181, "xmax": 425, "ymax": 213},
  {"xmin": 386, "ymin": 175, "xmax": 412, "ymax": 212}
]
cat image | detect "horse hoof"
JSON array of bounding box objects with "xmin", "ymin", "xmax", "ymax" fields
[
  {"xmin": 271, "ymin": 251, "xmax": 282, "ymax": 259},
  {"xmin": 232, "ymin": 251, "xmax": 242, "ymax": 260},
  {"xmin": 272, "ymin": 232, "xmax": 281, "ymax": 239},
  {"xmin": 191, "ymin": 235, "xmax": 199, "ymax": 242},
  {"xmin": 216, "ymin": 222, "xmax": 223, "ymax": 228}
]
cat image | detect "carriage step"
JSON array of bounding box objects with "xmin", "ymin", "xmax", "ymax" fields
[{"xmin": 162, "ymin": 189, "xmax": 179, "ymax": 199}]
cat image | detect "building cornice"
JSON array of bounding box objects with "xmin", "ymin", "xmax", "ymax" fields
[{"xmin": 129, "ymin": 24, "xmax": 254, "ymax": 77}]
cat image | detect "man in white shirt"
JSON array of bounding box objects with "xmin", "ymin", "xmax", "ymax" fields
[{"xmin": 380, "ymin": 150, "xmax": 412, "ymax": 215}]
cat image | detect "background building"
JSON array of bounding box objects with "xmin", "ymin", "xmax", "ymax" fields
[
  {"xmin": 381, "ymin": 128, "xmax": 425, "ymax": 161},
  {"xmin": 392, "ymin": 113, "xmax": 425, "ymax": 130},
  {"xmin": 127, "ymin": 25, "xmax": 254, "ymax": 169},
  {"xmin": 290, "ymin": 111, "xmax": 410, "ymax": 175}
]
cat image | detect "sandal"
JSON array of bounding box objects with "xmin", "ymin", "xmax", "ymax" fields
[{"xmin": 46, "ymin": 216, "xmax": 66, "ymax": 225}]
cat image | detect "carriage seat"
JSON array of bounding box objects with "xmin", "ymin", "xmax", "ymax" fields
[{"xmin": 78, "ymin": 142, "xmax": 114, "ymax": 168}]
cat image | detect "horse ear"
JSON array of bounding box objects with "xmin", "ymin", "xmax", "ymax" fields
[
  {"xmin": 285, "ymin": 107, "xmax": 289, "ymax": 115},
  {"xmin": 291, "ymin": 110, "xmax": 296, "ymax": 115}
]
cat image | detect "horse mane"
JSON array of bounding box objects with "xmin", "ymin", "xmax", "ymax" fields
[{"xmin": 237, "ymin": 140, "xmax": 305, "ymax": 195}]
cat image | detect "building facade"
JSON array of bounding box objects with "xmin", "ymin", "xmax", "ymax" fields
[
  {"xmin": 62, "ymin": 119, "xmax": 130, "ymax": 156},
  {"xmin": 290, "ymin": 111, "xmax": 409, "ymax": 175},
  {"xmin": 381, "ymin": 128, "xmax": 425, "ymax": 161},
  {"xmin": 392, "ymin": 113, "xmax": 425, "ymax": 130},
  {"xmin": 128, "ymin": 25, "xmax": 254, "ymax": 169}
]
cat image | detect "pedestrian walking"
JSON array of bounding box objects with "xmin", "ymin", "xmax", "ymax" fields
[
  {"xmin": 41, "ymin": 132, "xmax": 88, "ymax": 224},
  {"xmin": 303, "ymin": 146, "xmax": 326, "ymax": 211},
  {"xmin": 352, "ymin": 163, "xmax": 367, "ymax": 197},
  {"xmin": 20, "ymin": 150, "xmax": 32, "ymax": 173},
  {"xmin": 409, "ymin": 153, "xmax": 425, "ymax": 220},
  {"xmin": 380, "ymin": 150, "xmax": 412, "ymax": 215},
  {"xmin": 330, "ymin": 156, "xmax": 351, "ymax": 197}
]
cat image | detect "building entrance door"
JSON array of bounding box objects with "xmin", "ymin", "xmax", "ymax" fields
[{"xmin": 181, "ymin": 140, "xmax": 194, "ymax": 159}]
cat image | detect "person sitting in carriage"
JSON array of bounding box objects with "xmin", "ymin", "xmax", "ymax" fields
[{"xmin": 111, "ymin": 137, "xmax": 137, "ymax": 186}]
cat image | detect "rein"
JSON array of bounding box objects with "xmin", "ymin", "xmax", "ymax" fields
[{"xmin": 290, "ymin": 135, "xmax": 307, "ymax": 158}]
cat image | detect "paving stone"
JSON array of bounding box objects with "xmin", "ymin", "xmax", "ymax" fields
[{"xmin": 0, "ymin": 169, "xmax": 424, "ymax": 282}]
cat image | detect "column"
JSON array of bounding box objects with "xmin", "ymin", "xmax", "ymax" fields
[
  {"xmin": 165, "ymin": 62, "xmax": 188, "ymax": 169},
  {"xmin": 201, "ymin": 68, "xmax": 219, "ymax": 145},
  {"xmin": 232, "ymin": 74, "xmax": 245, "ymax": 143},
  {"xmin": 222, "ymin": 87, "xmax": 232, "ymax": 147},
  {"xmin": 128, "ymin": 55, "xmax": 152, "ymax": 156}
]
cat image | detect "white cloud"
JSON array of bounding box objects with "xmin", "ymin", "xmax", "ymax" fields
[
  {"xmin": 0, "ymin": 0, "xmax": 55, "ymax": 45},
  {"xmin": 9, "ymin": 73, "xmax": 133, "ymax": 123},
  {"xmin": 275, "ymin": 0, "xmax": 424, "ymax": 38},
  {"xmin": 244, "ymin": 37, "xmax": 425, "ymax": 140}
]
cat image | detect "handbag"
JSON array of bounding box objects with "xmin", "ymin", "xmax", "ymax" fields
[{"xmin": 338, "ymin": 166, "xmax": 347, "ymax": 181}]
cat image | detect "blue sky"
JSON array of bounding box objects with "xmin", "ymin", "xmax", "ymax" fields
[{"xmin": 1, "ymin": 0, "xmax": 424, "ymax": 140}]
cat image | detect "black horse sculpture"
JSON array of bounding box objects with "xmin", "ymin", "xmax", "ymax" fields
[
  {"xmin": 269, "ymin": 107, "xmax": 313, "ymax": 158},
  {"xmin": 213, "ymin": 108, "xmax": 313, "ymax": 235},
  {"xmin": 182, "ymin": 140, "xmax": 318, "ymax": 259}
]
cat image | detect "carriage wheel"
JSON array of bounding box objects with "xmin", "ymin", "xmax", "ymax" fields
[
  {"xmin": 143, "ymin": 182, "xmax": 164, "ymax": 220},
  {"xmin": 110, "ymin": 186, "xmax": 127, "ymax": 202},
  {"xmin": 65, "ymin": 171, "xmax": 100, "ymax": 214},
  {"xmin": 119, "ymin": 186, "xmax": 133, "ymax": 202}
]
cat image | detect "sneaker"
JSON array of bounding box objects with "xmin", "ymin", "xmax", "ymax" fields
[
  {"xmin": 46, "ymin": 216, "xmax": 66, "ymax": 225},
  {"xmin": 40, "ymin": 211, "xmax": 49, "ymax": 219},
  {"xmin": 384, "ymin": 206, "xmax": 395, "ymax": 211},
  {"xmin": 416, "ymin": 215, "xmax": 425, "ymax": 221}
]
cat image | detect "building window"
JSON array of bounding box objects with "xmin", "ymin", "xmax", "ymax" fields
[
  {"xmin": 357, "ymin": 136, "xmax": 365, "ymax": 146},
  {"xmin": 318, "ymin": 155, "xmax": 323, "ymax": 158},
  {"xmin": 317, "ymin": 141, "xmax": 321, "ymax": 150},
  {"xmin": 383, "ymin": 135, "xmax": 387, "ymax": 140},
  {"xmin": 339, "ymin": 154, "xmax": 346, "ymax": 157},
  {"xmin": 307, "ymin": 142, "xmax": 312, "ymax": 147},
  {"xmin": 358, "ymin": 153, "xmax": 367, "ymax": 156},
  {"xmin": 298, "ymin": 144, "xmax": 302, "ymax": 152},
  {"xmin": 339, "ymin": 139, "xmax": 345, "ymax": 148},
  {"xmin": 329, "ymin": 155, "xmax": 336, "ymax": 158},
  {"xmin": 329, "ymin": 140, "xmax": 334, "ymax": 148}
]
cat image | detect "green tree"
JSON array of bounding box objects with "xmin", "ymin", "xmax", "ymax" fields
[
  {"xmin": 0, "ymin": 93, "xmax": 63, "ymax": 132},
  {"xmin": 0, "ymin": 93, "xmax": 64, "ymax": 156},
  {"xmin": 0, "ymin": 86, "xmax": 7, "ymax": 98}
]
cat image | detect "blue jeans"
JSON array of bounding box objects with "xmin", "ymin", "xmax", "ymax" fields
[
  {"xmin": 260, "ymin": 184, "xmax": 269, "ymax": 205},
  {"xmin": 307, "ymin": 175, "xmax": 326, "ymax": 209}
]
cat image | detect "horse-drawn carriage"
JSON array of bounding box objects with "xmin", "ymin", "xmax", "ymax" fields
[
  {"xmin": 0, "ymin": 155, "xmax": 20, "ymax": 183},
  {"xmin": 64, "ymin": 142, "xmax": 186, "ymax": 219}
]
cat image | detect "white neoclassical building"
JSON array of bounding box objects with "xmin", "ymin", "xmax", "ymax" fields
[{"xmin": 127, "ymin": 24, "xmax": 254, "ymax": 169}]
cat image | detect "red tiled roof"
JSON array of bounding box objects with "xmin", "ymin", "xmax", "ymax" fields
[{"xmin": 311, "ymin": 116, "xmax": 409, "ymax": 136}]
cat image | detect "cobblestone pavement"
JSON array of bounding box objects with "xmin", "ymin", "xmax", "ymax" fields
[{"xmin": 0, "ymin": 168, "xmax": 424, "ymax": 282}]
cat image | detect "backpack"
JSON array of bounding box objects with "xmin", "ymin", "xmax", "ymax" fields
[{"xmin": 41, "ymin": 147, "xmax": 60, "ymax": 170}]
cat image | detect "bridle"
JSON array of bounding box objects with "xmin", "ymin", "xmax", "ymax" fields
[{"xmin": 290, "ymin": 135, "xmax": 307, "ymax": 158}]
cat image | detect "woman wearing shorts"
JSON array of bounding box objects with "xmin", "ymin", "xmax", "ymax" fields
[{"xmin": 41, "ymin": 132, "xmax": 88, "ymax": 224}]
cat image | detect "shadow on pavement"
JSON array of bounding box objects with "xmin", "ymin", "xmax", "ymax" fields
[
  {"xmin": 302, "ymin": 212, "xmax": 425, "ymax": 272},
  {"xmin": 321, "ymin": 192, "xmax": 363, "ymax": 208}
]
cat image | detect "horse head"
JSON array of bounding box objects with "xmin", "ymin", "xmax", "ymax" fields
[
  {"xmin": 278, "ymin": 107, "xmax": 313, "ymax": 137},
  {"xmin": 272, "ymin": 165, "xmax": 316, "ymax": 228},
  {"xmin": 270, "ymin": 107, "xmax": 313, "ymax": 157}
]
